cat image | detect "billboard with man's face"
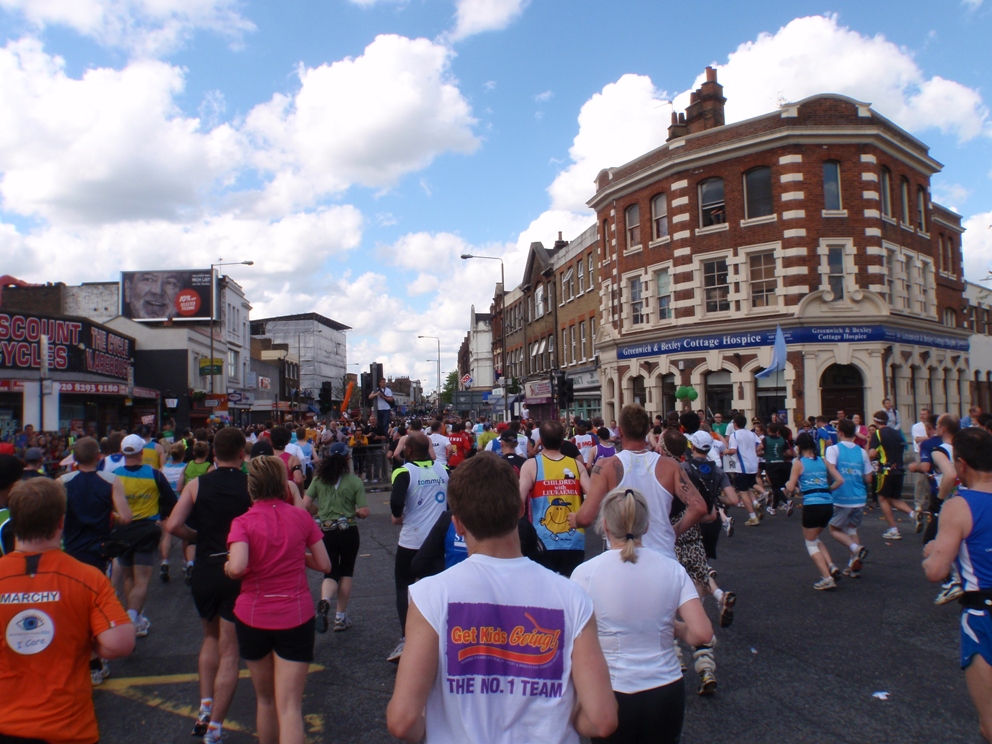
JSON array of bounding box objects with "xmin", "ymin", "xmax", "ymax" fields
[{"xmin": 120, "ymin": 270, "xmax": 215, "ymax": 322}]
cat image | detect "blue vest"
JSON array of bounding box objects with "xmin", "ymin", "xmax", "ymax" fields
[
  {"xmin": 831, "ymin": 443, "xmax": 868, "ymax": 507},
  {"xmin": 443, "ymin": 519, "xmax": 468, "ymax": 570},
  {"xmin": 957, "ymin": 488, "xmax": 992, "ymax": 593},
  {"xmin": 798, "ymin": 456, "xmax": 831, "ymax": 506}
]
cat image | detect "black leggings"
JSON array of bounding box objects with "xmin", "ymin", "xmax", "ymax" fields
[
  {"xmin": 592, "ymin": 678, "xmax": 685, "ymax": 744},
  {"xmin": 395, "ymin": 546, "xmax": 418, "ymax": 634}
]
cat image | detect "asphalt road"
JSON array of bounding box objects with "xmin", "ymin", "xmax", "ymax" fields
[{"xmin": 93, "ymin": 486, "xmax": 983, "ymax": 744}]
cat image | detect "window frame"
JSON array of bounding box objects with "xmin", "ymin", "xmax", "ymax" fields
[
  {"xmin": 827, "ymin": 246, "xmax": 846, "ymax": 301},
  {"xmin": 747, "ymin": 251, "xmax": 778, "ymax": 309},
  {"xmin": 629, "ymin": 276, "xmax": 646, "ymax": 326},
  {"xmin": 651, "ymin": 192, "xmax": 669, "ymax": 241},
  {"xmin": 656, "ymin": 268, "xmax": 672, "ymax": 321},
  {"xmin": 625, "ymin": 203, "xmax": 642, "ymax": 249},
  {"xmin": 743, "ymin": 167, "xmax": 774, "ymax": 220},
  {"xmin": 570, "ymin": 325, "xmax": 577, "ymax": 366},
  {"xmin": 822, "ymin": 160, "xmax": 842, "ymax": 211},
  {"xmin": 577, "ymin": 260, "xmax": 584, "ymax": 294},
  {"xmin": 702, "ymin": 258, "xmax": 731, "ymax": 314},
  {"xmin": 579, "ymin": 321, "xmax": 587, "ymax": 361},
  {"xmin": 698, "ymin": 177, "xmax": 726, "ymax": 227},
  {"xmin": 880, "ymin": 168, "xmax": 893, "ymax": 218},
  {"xmin": 900, "ymin": 177, "xmax": 911, "ymax": 224},
  {"xmin": 917, "ymin": 186, "xmax": 927, "ymax": 232},
  {"xmin": 534, "ymin": 284, "xmax": 545, "ymax": 319}
]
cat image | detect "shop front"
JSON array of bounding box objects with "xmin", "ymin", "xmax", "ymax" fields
[{"xmin": 564, "ymin": 366, "xmax": 602, "ymax": 423}]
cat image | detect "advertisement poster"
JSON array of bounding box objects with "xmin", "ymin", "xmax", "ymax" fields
[
  {"xmin": 0, "ymin": 314, "xmax": 132, "ymax": 381},
  {"xmin": 120, "ymin": 269, "xmax": 214, "ymax": 322}
]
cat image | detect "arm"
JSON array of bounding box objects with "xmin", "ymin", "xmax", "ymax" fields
[
  {"xmin": 569, "ymin": 615, "xmax": 619, "ymax": 739},
  {"xmin": 933, "ymin": 450, "xmax": 958, "ymax": 502},
  {"xmin": 922, "ymin": 496, "xmax": 970, "ymax": 582},
  {"xmin": 94, "ymin": 624, "xmax": 137, "ymax": 660},
  {"xmin": 386, "ymin": 600, "xmax": 438, "ymax": 743},
  {"xmin": 673, "ymin": 597, "xmax": 714, "ymax": 647},
  {"xmin": 289, "ymin": 456, "xmax": 304, "ymax": 487},
  {"xmin": 158, "ymin": 445, "xmax": 167, "ymax": 469},
  {"xmin": 111, "ymin": 478, "xmax": 132, "ymax": 526},
  {"xmin": 824, "ymin": 461, "xmax": 845, "ymax": 490},
  {"xmin": 224, "ymin": 541, "xmax": 248, "ymax": 580},
  {"xmin": 410, "ymin": 513, "xmax": 451, "ymax": 580},
  {"xmin": 287, "ymin": 481, "xmax": 304, "ymax": 509},
  {"xmin": 573, "ymin": 456, "xmax": 619, "ymax": 528},
  {"xmin": 517, "ymin": 458, "xmax": 537, "ymax": 504},
  {"xmin": 302, "ymin": 494, "xmax": 318, "ymax": 516},
  {"xmin": 670, "ymin": 464, "xmax": 708, "ymax": 536},
  {"xmin": 390, "ymin": 469, "xmax": 410, "ymax": 524},
  {"xmin": 306, "ymin": 538, "xmax": 332, "ymax": 574},
  {"xmin": 783, "ymin": 459, "xmax": 803, "ymax": 495},
  {"xmin": 165, "ymin": 479, "xmax": 198, "ymax": 541}
]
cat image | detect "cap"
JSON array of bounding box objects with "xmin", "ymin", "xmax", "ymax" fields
[
  {"xmin": 24, "ymin": 447, "xmax": 44, "ymax": 462},
  {"xmin": 496, "ymin": 422, "xmax": 509, "ymax": 432},
  {"xmin": 687, "ymin": 431, "xmax": 713, "ymax": 452},
  {"xmin": 327, "ymin": 442, "xmax": 349, "ymax": 456},
  {"xmin": 120, "ymin": 435, "xmax": 145, "ymax": 456},
  {"xmin": 499, "ymin": 430, "xmax": 517, "ymax": 443},
  {"xmin": 250, "ymin": 440, "xmax": 274, "ymax": 458}
]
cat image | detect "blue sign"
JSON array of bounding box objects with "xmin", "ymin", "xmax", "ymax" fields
[{"xmin": 617, "ymin": 324, "xmax": 969, "ymax": 361}]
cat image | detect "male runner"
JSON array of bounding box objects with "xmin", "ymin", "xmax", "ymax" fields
[
  {"xmin": 0, "ymin": 454, "xmax": 24, "ymax": 555},
  {"xmin": 428, "ymin": 420, "xmax": 454, "ymax": 469},
  {"xmin": 166, "ymin": 427, "xmax": 250, "ymax": 743},
  {"xmin": 922, "ymin": 427, "xmax": 992, "ymax": 744},
  {"xmin": 868, "ymin": 410, "xmax": 917, "ymax": 540},
  {"xmin": 723, "ymin": 414, "xmax": 764, "ymax": 526},
  {"xmin": 930, "ymin": 414, "xmax": 964, "ymax": 604},
  {"xmin": 825, "ymin": 419, "xmax": 872, "ymax": 577}
]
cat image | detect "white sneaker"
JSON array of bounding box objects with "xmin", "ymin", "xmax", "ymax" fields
[
  {"xmin": 134, "ymin": 614, "xmax": 151, "ymax": 637},
  {"xmin": 882, "ymin": 528, "xmax": 902, "ymax": 541},
  {"xmin": 90, "ymin": 659, "xmax": 110, "ymax": 686},
  {"xmin": 387, "ymin": 638, "xmax": 405, "ymax": 663}
]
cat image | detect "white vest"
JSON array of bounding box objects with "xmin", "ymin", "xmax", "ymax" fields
[
  {"xmin": 616, "ymin": 449, "xmax": 677, "ymax": 560},
  {"xmin": 398, "ymin": 460, "xmax": 449, "ymax": 550}
]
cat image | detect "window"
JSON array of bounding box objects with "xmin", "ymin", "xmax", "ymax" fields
[
  {"xmin": 579, "ymin": 322, "xmax": 587, "ymax": 360},
  {"xmin": 629, "ymin": 277, "xmax": 645, "ymax": 325},
  {"xmin": 562, "ymin": 269, "xmax": 574, "ymax": 301},
  {"xmin": 534, "ymin": 284, "xmax": 545, "ymax": 318},
  {"xmin": 625, "ymin": 204, "xmax": 641, "ymax": 248},
  {"xmin": 900, "ymin": 177, "xmax": 911, "ymax": 224},
  {"xmin": 749, "ymin": 252, "xmax": 777, "ymax": 307},
  {"xmin": 938, "ymin": 235, "xmax": 945, "ymax": 273},
  {"xmin": 651, "ymin": 193, "xmax": 669, "ymax": 239},
  {"xmin": 570, "ymin": 326, "xmax": 577, "ymax": 364},
  {"xmin": 699, "ymin": 178, "xmax": 725, "ymax": 226},
  {"xmin": 528, "ymin": 295, "xmax": 534, "ymax": 321},
  {"xmin": 744, "ymin": 167, "xmax": 773, "ymax": 219},
  {"xmin": 228, "ymin": 350, "xmax": 239, "ymax": 380},
  {"xmin": 917, "ymin": 187, "xmax": 927, "ymax": 232},
  {"xmin": 562, "ymin": 329, "xmax": 569, "ymax": 366},
  {"xmin": 601, "ymin": 219, "xmax": 610, "ymax": 259},
  {"xmin": 589, "ymin": 318, "xmax": 596, "ymax": 358},
  {"xmin": 880, "ymin": 168, "xmax": 892, "ymax": 217},
  {"xmin": 823, "ymin": 161, "xmax": 842, "ymax": 211},
  {"xmin": 912, "ymin": 259, "xmax": 927, "ymax": 314},
  {"xmin": 577, "ymin": 261, "xmax": 584, "ymax": 294},
  {"xmin": 703, "ymin": 259, "xmax": 730, "ymax": 312},
  {"xmin": 884, "ymin": 248, "xmax": 897, "ymax": 305},
  {"xmin": 548, "ymin": 334, "xmax": 554, "ymax": 367},
  {"xmin": 827, "ymin": 247, "xmax": 845, "ymax": 300},
  {"xmin": 897, "ymin": 255, "xmax": 909, "ymax": 310},
  {"xmin": 656, "ymin": 269, "xmax": 672, "ymax": 320},
  {"xmin": 588, "ymin": 254, "xmax": 594, "ymax": 290},
  {"xmin": 943, "ymin": 308, "xmax": 957, "ymax": 328}
]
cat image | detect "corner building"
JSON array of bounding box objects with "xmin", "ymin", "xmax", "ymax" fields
[{"xmin": 591, "ymin": 68, "xmax": 969, "ymax": 430}]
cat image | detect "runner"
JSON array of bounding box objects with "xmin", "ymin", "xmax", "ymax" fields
[
  {"xmin": 386, "ymin": 453, "xmax": 618, "ymax": 743},
  {"xmin": 762, "ymin": 423, "xmax": 794, "ymax": 516},
  {"xmin": 922, "ymin": 426, "xmax": 992, "ymax": 744},
  {"xmin": 930, "ymin": 414, "xmax": 964, "ymax": 604},
  {"xmin": 428, "ymin": 420, "xmax": 454, "ymax": 469},
  {"xmin": 446, "ymin": 421, "xmax": 473, "ymax": 469},
  {"xmin": 304, "ymin": 441, "xmax": 369, "ymax": 634},
  {"xmin": 166, "ymin": 427, "xmax": 251, "ymax": 743},
  {"xmin": 517, "ymin": 420, "xmax": 590, "ymax": 577},
  {"xmin": 140, "ymin": 425, "xmax": 166, "ymax": 469},
  {"xmin": 825, "ymin": 420, "xmax": 873, "ymax": 578},
  {"xmin": 585, "ymin": 426, "xmax": 617, "ymax": 471},
  {"xmin": 724, "ymin": 415, "xmax": 764, "ymax": 526},
  {"xmin": 159, "ymin": 442, "xmax": 188, "ymax": 584},
  {"xmin": 868, "ymin": 410, "xmax": 916, "ymax": 540},
  {"xmin": 785, "ymin": 433, "xmax": 846, "ymax": 590}
]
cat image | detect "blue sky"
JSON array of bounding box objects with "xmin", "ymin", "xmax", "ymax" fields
[{"xmin": 0, "ymin": 0, "xmax": 990, "ymax": 393}]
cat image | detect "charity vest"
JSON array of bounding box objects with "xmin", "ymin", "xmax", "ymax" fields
[
  {"xmin": 798, "ymin": 456, "xmax": 831, "ymax": 506},
  {"xmin": 398, "ymin": 461, "xmax": 449, "ymax": 551},
  {"xmin": 141, "ymin": 441, "xmax": 160, "ymax": 469},
  {"xmin": 529, "ymin": 454, "xmax": 584, "ymax": 552},
  {"xmin": 114, "ymin": 464, "xmax": 163, "ymax": 521},
  {"xmin": 616, "ymin": 449, "xmax": 676, "ymax": 560},
  {"xmin": 829, "ymin": 442, "xmax": 867, "ymax": 508}
]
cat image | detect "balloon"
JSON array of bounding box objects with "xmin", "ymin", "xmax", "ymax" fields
[
  {"xmin": 687, "ymin": 387, "xmax": 699, "ymax": 402},
  {"xmin": 675, "ymin": 386, "xmax": 689, "ymax": 400}
]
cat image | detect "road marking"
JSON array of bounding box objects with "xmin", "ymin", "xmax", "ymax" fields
[{"xmin": 97, "ymin": 663, "xmax": 325, "ymax": 689}]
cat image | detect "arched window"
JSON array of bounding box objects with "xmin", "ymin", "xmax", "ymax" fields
[
  {"xmin": 917, "ymin": 186, "xmax": 927, "ymax": 232},
  {"xmin": 651, "ymin": 193, "xmax": 668, "ymax": 239},
  {"xmin": 900, "ymin": 177, "xmax": 911, "ymax": 224},
  {"xmin": 880, "ymin": 168, "xmax": 892, "ymax": 217},
  {"xmin": 699, "ymin": 178, "xmax": 725, "ymax": 226},
  {"xmin": 943, "ymin": 308, "xmax": 957, "ymax": 328},
  {"xmin": 625, "ymin": 204, "xmax": 641, "ymax": 248},
  {"xmin": 744, "ymin": 167, "xmax": 773, "ymax": 219},
  {"xmin": 822, "ymin": 161, "xmax": 842, "ymax": 211}
]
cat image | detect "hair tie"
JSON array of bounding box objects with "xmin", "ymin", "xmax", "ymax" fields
[{"xmin": 625, "ymin": 533, "xmax": 635, "ymax": 541}]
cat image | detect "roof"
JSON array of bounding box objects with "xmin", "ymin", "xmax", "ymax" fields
[{"xmin": 251, "ymin": 312, "xmax": 351, "ymax": 332}]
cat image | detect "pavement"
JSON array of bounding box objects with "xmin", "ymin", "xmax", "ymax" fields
[{"xmin": 93, "ymin": 486, "xmax": 982, "ymax": 744}]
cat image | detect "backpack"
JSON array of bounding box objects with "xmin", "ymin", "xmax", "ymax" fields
[{"xmin": 683, "ymin": 458, "xmax": 721, "ymax": 512}]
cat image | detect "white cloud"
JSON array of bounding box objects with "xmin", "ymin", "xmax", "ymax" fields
[
  {"xmin": 242, "ymin": 34, "xmax": 479, "ymax": 214},
  {"xmin": 449, "ymin": 0, "xmax": 528, "ymax": 42},
  {"xmin": 0, "ymin": 0, "xmax": 255, "ymax": 57},
  {"xmin": 931, "ymin": 181, "xmax": 972, "ymax": 210},
  {"xmin": 534, "ymin": 90, "xmax": 553, "ymax": 103},
  {"xmin": 963, "ymin": 211, "xmax": 992, "ymax": 281},
  {"xmin": 963, "ymin": 0, "xmax": 984, "ymax": 9}
]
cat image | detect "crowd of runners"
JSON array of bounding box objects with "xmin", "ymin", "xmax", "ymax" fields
[{"xmin": 1, "ymin": 390, "xmax": 991, "ymax": 744}]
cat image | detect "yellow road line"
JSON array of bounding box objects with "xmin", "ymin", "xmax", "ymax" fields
[{"xmin": 96, "ymin": 663, "xmax": 325, "ymax": 689}]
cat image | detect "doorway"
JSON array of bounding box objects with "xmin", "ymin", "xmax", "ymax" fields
[
  {"xmin": 705, "ymin": 370, "xmax": 733, "ymax": 418},
  {"xmin": 819, "ymin": 364, "xmax": 865, "ymax": 421}
]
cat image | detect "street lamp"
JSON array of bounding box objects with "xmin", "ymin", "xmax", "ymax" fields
[
  {"xmin": 461, "ymin": 253, "xmax": 507, "ymax": 422},
  {"xmin": 209, "ymin": 259, "xmax": 254, "ymax": 395},
  {"xmin": 418, "ymin": 335, "xmax": 441, "ymax": 414}
]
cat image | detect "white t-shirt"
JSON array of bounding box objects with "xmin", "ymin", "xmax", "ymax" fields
[
  {"xmin": 728, "ymin": 429, "xmax": 760, "ymax": 474},
  {"xmin": 410, "ymin": 554, "xmax": 593, "ymax": 744},
  {"xmin": 430, "ymin": 433, "xmax": 452, "ymax": 467},
  {"xmin": 398, "ymin": 461, "xmax": 449, "ymax": 550},
  {"xmin": 285, "ymin": 442, "xmax": 305, "ymax": 462},
  {"xmin": 911, "ymin": 421, "xmax": 927, "ymax": 453},
  {"xmin": 376, "ymin": 387, "xmax": 393, "ymax": 411},
  {"xmin": 707, "ymin": 439, "xmax": 725, "ymax": 465},
  {"xmin": 571, "ymin": 548, "xmax": 697, "ymax": 693},
  {"xmin": 573, "ymin": 433, "xmax": 596, "ymax": 464}
]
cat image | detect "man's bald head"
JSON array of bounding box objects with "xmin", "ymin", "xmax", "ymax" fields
[{"xmin": 405, "ymin": 431, "xmax": 431, "ymax": 461}]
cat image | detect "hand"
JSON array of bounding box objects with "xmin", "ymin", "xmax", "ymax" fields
[
  {"xmin": 391, "ymin": 515, "xmax": 403, "ymax": 526},
  {"xmin": 567, "ymin": 513, "xmax": 578, "ymax": 529},
  {"xmin": 922, "ymin": 540, "xmax": 935, "ymax": 559}
]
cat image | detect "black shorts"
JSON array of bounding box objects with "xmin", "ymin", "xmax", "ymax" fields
[
  {"xmin": 592, "ymin": 678, "xmax": 685, "ymax": 744},
  {"xmin": 765, "ymin": 462, "xmax": 791, "ymax": 490},
  {"xmin": 802, "ymin": 503, "xmax": 833, "ymax": 530},
  {"xmin": 105, "ymin": 520, "xmax": 161, "ymax": 566},
  {"xmin": 235, "ymin": 617, "xmax": 315, "ymax": 663},
  {"xmin": 876, "ymin": 470, "xmax": 905, "ymax": 500},
  {"xmin": 321, "ymin": 526, "xmax": 360, "ymax": 582},
  {"xmin": 734, "ymin": 473, "xmax": 757, "ymax": 491},
  {"xmin": 699, "ymin": 518, "xmax": 721, "ymax": 560},
  {"xmin": 191, "ymin": 563, "xmax": 240, "ymax": 622},
  {"xmin": 71, "ymin": 550, "xmax": 109, "ymax": 574}
]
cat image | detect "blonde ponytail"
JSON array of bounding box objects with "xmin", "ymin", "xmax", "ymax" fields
[{"xmin": 598, "ymin": 487, "xmax": 650, "ymax": 563}]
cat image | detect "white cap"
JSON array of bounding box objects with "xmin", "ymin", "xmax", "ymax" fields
[
  {"xmin": 688, "ymin": 431, "xmax": 713, "ymax": 451},
  {"xmin": 121, "ymin": 434, "xmax": 146, "ymax": 455}
]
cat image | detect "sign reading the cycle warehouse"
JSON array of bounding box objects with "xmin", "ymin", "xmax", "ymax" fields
[
  {"xmin": 618, "ymin": 325, "xmax": 970, "ymax": 360},
  {"xmin": 120, "ymin": 269, "xmax": 214, "ymax": 322},
  {"xmin": 0, "ymin": 314, "xmax": 133, "ymax": 380}
]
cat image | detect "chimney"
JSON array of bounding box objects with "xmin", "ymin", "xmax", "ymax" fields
[
  {"xmin": 667, "ymin": 111, "xmax": 688, "ymax": 141},
  {"xmin": 553, "ymin": 231, "xmax": 568, "ymax": 251},
  {"xmin": 682, "ymin": 66, "xmax": 726, "ymax": 136}
]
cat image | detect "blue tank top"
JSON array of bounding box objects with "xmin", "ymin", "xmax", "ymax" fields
[
  {"xmin": 956, "ymin": 488, "xmax": 992, "ymax": 592},
  {"xmin": 830, "ymin": 443, "xmax": 868, "ymax": 508},
  {"xmin": 443, "ymin": 519, "xmax": 468, "ymax": 569},
  {"xmin": 798, "ymin": 456, "xmax": 831, "ymax": 506}
]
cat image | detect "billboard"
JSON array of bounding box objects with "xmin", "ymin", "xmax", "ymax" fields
[
  {"xmin": 0, "ymin": 313, "xmax": 133, "ymax": 381},
  {"xmin": 120, "ymin": 269, "xmax": 214, "ymax": 322}
]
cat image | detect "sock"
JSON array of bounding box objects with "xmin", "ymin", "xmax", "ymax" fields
[
  {"xmin": 748, "ymin": 512, "xmax": 757, "ymax": 520},
  {"xmin": 127, "ymin": 609, "xmax": 138, "ymax": 623},
  {"xmin": 161, "ymin": 559, "xmax": 169, "ymax": 565},
  {"xmin": 849, "ymin": 543, "xmax": 861, "ymax": 554},
  {"xmin": 336, "ymin": 611, "xmax": 346, "ymax": 619},
  {"xmin": 205, "ymin": 722, "xmax": 223, "ymax": 741},
  {"xmin": 712, "ymin": 588, "xmax": 725, "ymax": 603}
]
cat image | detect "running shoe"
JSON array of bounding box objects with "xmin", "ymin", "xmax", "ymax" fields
[
  {"xmin": 134, "ymin": 614, "xmax": 150, "ymax": 638},
  {"xmin": 674, "ymin": 643, "xmax": 686, "ymax": 673},
  {"xmin": 934, "ymin": 581, "xmax": 964, "ymax": 606},
  {"xmin": 159, "ymin": 564, "xmax": 170, "ymax": 583},
  {"xmin": 765, "ymin": 506, "xmax": 777, "ymax": 516},
  {"xmin": 723, "ymin": 517, "xmax": 734, "ymax": 537},
  {"xmin": 184, "ymin": 563, "xmax": 194, "ymax": 587},
  {"xmin": 850, "ymin": 546, "xmax": 868, "ymax": 573},
  {"xmin": 697, "ymin": 670, "xmax": 717, "ymax": 696},
  {"xmin": 913, "ymin": 508, "xmax": 925, "ymax": 534},
  {"xmin": 842, "ymin": 566, "xmax": 860, "ymax": 578},
  {"xmin": 334, "ymin": 614, "xmax": 353, "ymax": 632},
  {"xmin": 813, "ymin": 576, "xmax": 837, "ymax": 591},
  {"xmin": 882, "ymin": 527, "xmax": 902, "ymax": 540},
  {"xmin": 202, "ymin": 729, "xmax": 226, "ymax": 744},
  {"xmin": 757, "ymin": 506, "xmax": 765, "ymax": 521},
  {"xmin": 192, "ymin": 711, "xmax": 210, "ymax": 737},
  {"xmin": 828, "ymin": 564, "xmax": 841, "ymax": 580},
  {"xmin": 90, "ymin": 659, "xmax": 109, "ymax": 687},
  {"xmin": 316, "ymin": 599, "xmax": 331, "ymax": 634},
  {"xmin": 744, "ymin": 515, "xmax": 761, "ymax": 527},
  {"xmin": 387, "ymin": 639, "xmax": 405, "ymax": 663},
  {"xmin": 785, "ymin": 500, "xmax": 795, "ymax": 517},
  {"xmin": 719, "ymin": 592, "xmax": 736, "ymax": 628},
  {"xmin": 707, "ymin": 566, "xmax": 718, "ymax": 580}
]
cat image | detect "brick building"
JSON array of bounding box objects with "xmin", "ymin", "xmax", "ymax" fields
[{"xmin": 590, "ymin": 67, "xmax": 970, "ymax": 430}]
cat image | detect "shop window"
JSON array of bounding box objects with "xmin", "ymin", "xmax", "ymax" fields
[
  {"xmin": 625, "ymin": 204, "xmax": 641, "ymax": 249},
  {"xmin": 703, "ymin": 259, "xmax": 730, "ymax": 313},
  {"xmin": 652, "ymin": 193, "xmax": 668, "ymax": 239},
  {"xmin": 823, "ymin": 161, "xmax": 842, "ymax": 211},
  {"xmin": 744, "ymin": 167, "xmax": 773, "ymax": 219},
  {"xmin": 656, "ymin": 269, "xmax": 672, "ymax": 320},
  {"xmin": 699, "ymin": 178, "xmax": 725, "ymax": 226},
  {"xmin": 748, "ymin": 252, "xmax": 777, "ymax": 308}
]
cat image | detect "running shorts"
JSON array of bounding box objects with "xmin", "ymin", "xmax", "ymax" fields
[
  {"xmin": 961, "ymin": 608, "xmax": 992, "ymax": 670},
  {"xmin": 105, "ymin": 519, "xmax": 161, "ymax": 566},
  {"xmin": 829, "ymin": 506, "xmax": 863, "ymax": 531},
  {"xmin": 321, "ymin": 525, "xmax": 360, "ymax": 582},
  {"xmin": 802, "ymin": 504, "xmax": 833, "ymax": 530},
  {"xmin": 876, "ymin": 470, "xmax": 905, "ymax": 501},
  {"xmin": 235, "ymin": 617, "xmax": 316, "ymax": 663},
  {"xmin": 734, "ymin": 473, "xmax": 757, "ymax": 492},
  {"xmin": 191, "ymin": 563, "xmax": 240, "ymax": 622}
]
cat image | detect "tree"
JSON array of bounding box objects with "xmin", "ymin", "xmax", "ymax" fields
[{"xmin": 440, "ymin": 370, "xmax": 458, "ymax": 405}]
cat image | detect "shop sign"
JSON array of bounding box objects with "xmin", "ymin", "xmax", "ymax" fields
[
  {"xmin": 199, "ymin": 358, "xmax": 224, "ymax": 376},
  {"xmin": 524, "ymin": 379, "xmax": 553, "ymax": 399},
  {"xmin": 258, "ymin": 376, "xmax": 271, "ymax": 390},
  {"xmin": 165, "ymin": 398, "xmax": 179, "ymax": 408},
  {"xmin": 132, "ymin": 387, "xmax": 160, "ymax": 399},
  {"xmin": 141, "ymin": 414, "xmax": 155, "ymax": 425},
  {"xmin": 59, "ymin": 382, "xmax": 126, "ymax": 395},
  {"xmin": 227, "ymin": 390, "xmax": 244, "ymax": 403},
  {"xmin": 567, "ymin": 370, "xmax": 599, "ymax": 388},
  {"xmin": 617, "ymin": 324, "xmax": 970, "ymax": 361},
  {"xmin": 246, "ymin": 371, "xmax": 257, "ymax": 389},
  {"xmin": 0, "ymin": 380, "xmax": 25, "ymax": 392},
  {"xmin": 0, "ymin": 314, "xmax": 132, "ymax": 380}
]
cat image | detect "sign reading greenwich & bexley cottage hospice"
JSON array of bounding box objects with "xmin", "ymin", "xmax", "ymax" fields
[{"xmin": 0, "ymin": 313, "xmax": 133, "ymax": 381}]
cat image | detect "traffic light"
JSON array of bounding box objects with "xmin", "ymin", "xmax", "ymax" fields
[
  {"xmin": 561, "ymin": 377, "xmax": 574, "ymax": 406},
  {"xmin": 370, "ymin": 362, "xmax": 383, "ymax": 388},
  {"xmin": 361, "ymin": 372, "xmax": 372, "ymax": 403},
  {"xmin": 318, "ymin": 381, "xmax": 333, "ymax": 414}
]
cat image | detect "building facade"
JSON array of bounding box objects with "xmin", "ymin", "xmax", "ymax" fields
[{"xmin": 590, "ymin": 68, "xmax": 970, "ymax": 431}]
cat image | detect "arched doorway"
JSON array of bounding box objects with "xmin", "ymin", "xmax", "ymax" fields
[
  {"xmin": 820, "ymin": 364, "xmax": 865, "ymax": 421},
  {"xmin": 631, "ymin": 375, "xmax": 647, "ymax": 407},
  {"xmin": 705, "ymin": 370, "xmax": 733, "ymax": 418}
]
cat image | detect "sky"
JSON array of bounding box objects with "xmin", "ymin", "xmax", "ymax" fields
[{"xmin": 1, "ymin": 0, "xmax": 991, "ymax": 394}]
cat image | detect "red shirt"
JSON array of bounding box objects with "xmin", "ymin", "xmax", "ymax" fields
[{"xmin": 448, "ymin": 431, "xmax": 473, "ymax": 468}]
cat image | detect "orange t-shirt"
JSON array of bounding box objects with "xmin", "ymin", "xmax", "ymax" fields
[{"xmin": 0, "ymin": 550, "xmax": 130, "ymax": 744}]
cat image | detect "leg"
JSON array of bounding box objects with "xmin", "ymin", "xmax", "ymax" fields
[
  {"xmin": 245, "ymin": 654, "xmax": 278, "ymax": 744},
  {"xmin": 803, "ymin": 527, "xmax": 830, "ymax": 579},
  {"xmin": 321, "ymin": 577, "xmax": 339, "ymax": 606},
  {"xmin": 336, "ymin": 577, "xmax": 353, "ymax": 615},
  {"xmin": 120, "ymin": 563, "xmax": 136, "ymax": 607},
  {"xmin": 210, "ymin": 619, "xmax": 240, "ymax": 726},
  {"xmin": 127, "ymin": 564, "xmax": 154, "ymax": 613},
  {"xmin": 693, "ymin": 638, "xmax": 717, "ymax": 695},
  {"xmin": 199, "ymin": 618, "xmax": 220, "ymax": 702},
  {"xmin": 829, "ymin": 525, "xmax": 855, "ymax": 550},
  {"xmin": 273, "ymin": 655, "xmax": 310, "ymax": 744},
  {"xmin": 394, "ymin": 547, "xmax": 417, "ymax": 633},
  {"xmin": 965, "ymin": 654, "xmax": 992, "ymax": 743}
]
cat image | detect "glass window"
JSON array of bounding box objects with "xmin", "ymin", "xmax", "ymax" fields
[
  {"xmin": 601, "ymin": 219, "xmax": 609, "ymax": 258},
  {"xmin": 881, "ymin": 168, "xmax": 892, "ymax": 217},
  {"xmin": 898, "ymin": 256, "xmax": 910, "ymax": 310},
  {"xmin": 901, "ymin": 177, "xmax": 911, "ymax": 224},
  {"xmin": 651, "ymin": 193, "xmax": 668, "ymax": 239},
  {"xmin": 943, "ymin": 308, "xmax": 956, "ymax": 328},
  {"xmin": 589, "ymin": 317, "xmax": 595, "ymax": 357},
  {"xmin": 630, "ymin": 277, "xmax": 645, "ymax": 325},
  {"xmin": 917, "ymin": 187, "xmax": 927, "ymax": 231},
  {"xmin": 749, "ymin": 252, "xmax": 777, "ymax": 307},
  {"xmin": 625, "ymin": 204, "xmax": 641, "ymax": 248},
  {"xmin": 570, "ymin": 326, "xmax": 577, "ymax": 364},
  {"xmin": 884, "ymin": 248, "xmax": 897, "ymax": 305},
  {"xmin": 228, "ymin": 350, "xmax": 239, "ymax": 379},
  {"xmin": 534, "ymin": 284, "xmax": 545, "ymax": 318},
  {"xmin": 562, "ymin": 329, "xmax": 569, "ymax": 366},
  {"xmin": 827, "ymin": 247, "xmax": 845, "ymax": 300},
  {"xmin": 656, "ymin": 269, "xmax": 672, "ymax": 320},
  {"xmin": 744, "ymin": 167, "xmax": 773, "ymax": 219},
  {"xmin": 548, "ymin": 334, "xmax": 554, "ymax": 367},
  {"xmin": 699, "ymin": 178, "xmax": 725, "ymax": 226},
  {"xmin": 577, "ymin": 261, "xmax": 584, "ymax": 294},
  {"xmin": 588, "ymin": 254, "xmax": 594, "ymax": 290},
  {"xmin": 938, "ymin": 235, "xmax": 945, "ymax": 272},
  {"xmin": 579, "ymin": 322, "xmax": 587, "ymax": 360},
  {"xmin": 823, "ymin": 161, "xmax": 842, "ymax": 211},
  {"xmin": 703, "ymin": 259, "xmax": 730, "ymax": 312}
]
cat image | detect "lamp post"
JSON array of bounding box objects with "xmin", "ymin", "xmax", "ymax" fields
[
  {"xmin": 460, "ymin": 253, "xmax": 507, "ymax": 422},
  {"xmin": 418, "ymin": 335, "xmax": 441, "ymax": 414},
  {"xmin": 209, "ymin": 259, "xmax": 254, "ymax": 395}
]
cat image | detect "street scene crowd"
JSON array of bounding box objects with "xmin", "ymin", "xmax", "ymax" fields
[{"xmin": 1, "ymin": 386, "xmax": 991, "ymax": 744}]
